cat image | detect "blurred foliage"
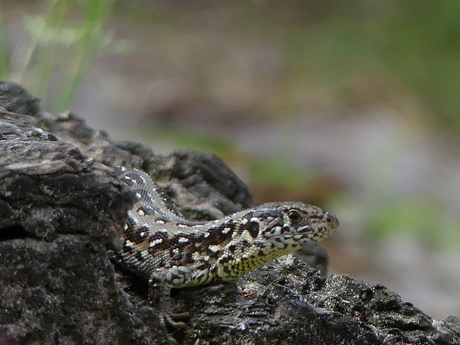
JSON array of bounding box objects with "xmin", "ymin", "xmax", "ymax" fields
[
  {"xmin": 218, "ymin": 2, "xmax": 460, "ymax": 242},
  {"xmin": 2, "ymin": 0, "xmax": 460, "ymax": 128},
  {"xmin": 0, "ymin": 0, "xmax": 116, "ymax": 112},
  {"xmin": 247, "ymin": 156, "xmax": 315, "ymax": 189},
  {"xmin": 249, "ymin": 0, "xmax": 460, "ymax": 134},
  {"xmin": 3, "ymin": 0, "xmax": 460, "ymax": 129},
  {"xmin": 0, "ymin": 5, "xmax": 7, "ymax": 77},
  {"xmin": 367, "ymin": 198, "xmax": 460, "ymax": 250},
  {"xmin": 228, "ymin": 0, "xmax": 460, "ymax": 249},
  {"xmin": 134, "ymin": 127, "xmax": 234, "ymax": 156}
]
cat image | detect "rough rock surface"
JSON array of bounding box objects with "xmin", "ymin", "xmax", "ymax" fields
[{"xmin": 0, "ymin": 81, "xmax": 459, "ymax": 345}]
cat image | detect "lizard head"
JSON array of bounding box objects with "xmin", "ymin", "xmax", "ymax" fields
[
  {"xmin": 246, "ymin": 201, "xmax": 339, "ymax": 250},
  {"xmin": 216, "ymin": 202, "xmax": 339, "ymax": 281}
]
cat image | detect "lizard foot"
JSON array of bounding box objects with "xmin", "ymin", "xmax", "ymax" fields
[{"xmin": 160, "ymin": 311, "xmax": 190, "ymax": 328}]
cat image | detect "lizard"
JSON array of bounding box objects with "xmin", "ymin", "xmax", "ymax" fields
[{"xmin": 111, "ymin": 166, "xmax": 339, "ymax": 326}]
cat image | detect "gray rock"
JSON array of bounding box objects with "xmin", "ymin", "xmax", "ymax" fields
[{"xmin": 0, "ymin": 81, "xmax": 458, "ymax": 344}]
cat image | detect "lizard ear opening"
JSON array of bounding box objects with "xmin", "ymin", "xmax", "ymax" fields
[{"xmin": 247, "ymin": 221, "xmax": 260, "ymax": 238}]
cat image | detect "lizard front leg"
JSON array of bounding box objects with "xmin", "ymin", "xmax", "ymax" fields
[{"xmin": 149, "ymin": 263, "xmax": 215, "ymax": 327}]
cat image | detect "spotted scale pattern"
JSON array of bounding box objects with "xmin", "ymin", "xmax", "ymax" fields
[{"xmin": 112, "ymin": 166, "xmax": 339, "ymax": 326}]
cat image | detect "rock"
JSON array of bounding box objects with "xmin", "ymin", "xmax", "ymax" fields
[{"xmin": 0, "ymin": 81, "xmax": 458, "ymax": 344}]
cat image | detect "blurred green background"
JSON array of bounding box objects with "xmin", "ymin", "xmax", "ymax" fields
[{"xmin": 1, "ymin": 0, "xmax": 459, "ymax": 318}]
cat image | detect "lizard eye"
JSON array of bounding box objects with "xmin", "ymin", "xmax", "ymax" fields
[{"xmin": 288, "ymin": 210, "xmax": 301, "ymax": 223}]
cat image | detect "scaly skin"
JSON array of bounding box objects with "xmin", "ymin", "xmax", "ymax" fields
[{"xmin": 112, "ymin": 166, "xmax": 339, "ymax": 326}]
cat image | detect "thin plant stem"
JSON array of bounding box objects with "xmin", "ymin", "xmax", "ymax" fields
[
  {"xmin": 0, "ymin": 3, "xmax": 10, "ymax": 79},
  {"xmin": 53, "ymin": 0, "xmax": 114, "ymax": 112}
]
